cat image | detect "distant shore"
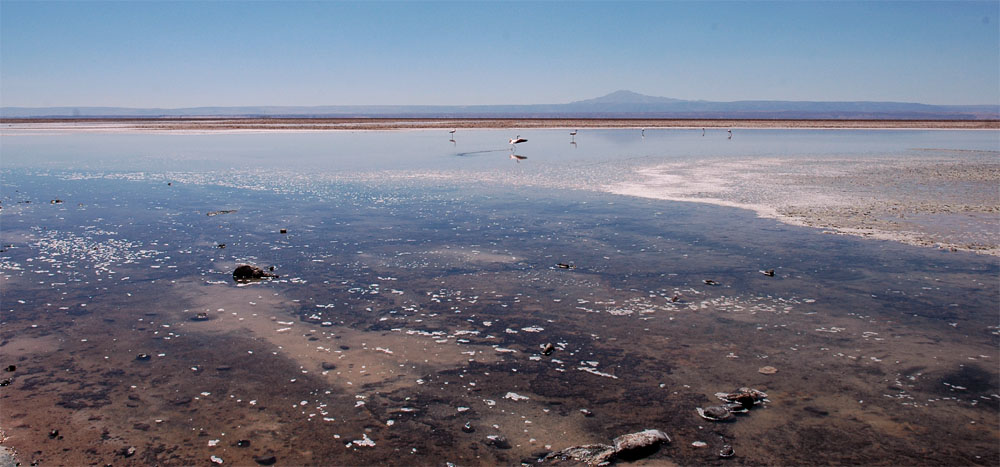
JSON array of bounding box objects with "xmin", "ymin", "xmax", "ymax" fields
[{"xmin": 2, "ymin": 117, "xmax": 998, "ymax": 132}]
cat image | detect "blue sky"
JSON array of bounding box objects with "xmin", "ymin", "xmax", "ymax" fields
[{"xmin": 1, "ymin": 1, "xmax": 997, "ymax": 107}]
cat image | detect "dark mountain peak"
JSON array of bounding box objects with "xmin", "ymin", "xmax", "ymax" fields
[{"xmin": 573, "ymin": 90, "xmax": 683, "ymax": 105}]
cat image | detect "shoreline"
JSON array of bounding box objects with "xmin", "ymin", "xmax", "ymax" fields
[{"xmin": 2, "ymin": 117, "xmax": 998, "ymax": 132}]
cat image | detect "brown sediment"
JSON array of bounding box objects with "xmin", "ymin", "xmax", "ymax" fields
[{"xmin": 1, "ymin": 117, "xmax": 998, "ymax": 132}]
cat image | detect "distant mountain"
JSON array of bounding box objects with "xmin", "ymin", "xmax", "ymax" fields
[{"xmin": 2, "ymin": 91, "xmax": 997, "ymax": 119}]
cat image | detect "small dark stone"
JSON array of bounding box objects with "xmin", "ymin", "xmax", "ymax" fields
[
  {"xmin": 321, "ymin": 362, "xmax": 337, "ymax": 371},
  {"xmin": 762, "ymin": 269, "xmax": 775, "ymax": 276},
  {"xmin": 556, "ymin": 263, "xmax": 575, "ymax": 269},
  {"xmin": 121, "ymin": 446, "xmax": 136, "ymax": 458},
  {"xmin": 135, "ymin": 353, "xmax": 151, "ymax": 361},
  {"xmin": 48, "ymin": 429, "xmax": 59, "ymax": 439},
  {"xmin": 279, "ymin": 229, "xmax": 287, "ymax": 234},
  {"xmin": 541, "ymin": 343, "xmax": 555, "ymax": 355},
  {"xmin": 216, "ymin": 365, "xmax": 233, "ymax": 371},
  {"xmin": 703, "ymin": 279, "xmax": 719, "ymax": 285},
  {"xmin": 167, "ymin": 182, "xmax": 172, "ymax": 186},
  {"xmin": 5, "ymin": 365, "xmax": 15, "ymax": 372},
  {"xmin": 803, "ymin": 406, "xmax": 829, "ymax": 417},
  {"xmin": 217, "ymin": 243, "xmax": 226, "ymax": 249},
  {"xmin": 462, "ymin": 421, "xmax": 475, "ymax": 433},
  {"xmin": 719, "ymin": 444, "xmax": 735, "ymax": 458},
  {"xmin": 253, "ymin": 454, "xmax": 277, "ymax": 465},
  {"xmin": 268, "ymin": 266, "xmax": 275, "ymax": 271},
  {"xmin": 233, "ymin": 264, "xmax": 278, "ymax": 282},
  {"xmin": 339, "ymin": 345, "xmax": 350, "ymax": 350},
  {"xmin": 236, "ymin": 439, "xmax": 251, "ymax": 448},
  {"xmin": 0, "ymin": 379, "xmax": 11, "ymax": 387},
  {"xmin": 191, "ymin": 312, "xmax": 210, "ymax": 322},
  {"xmin": 484, "ymin": 435, "xmax": 511, "ymax": 449}
]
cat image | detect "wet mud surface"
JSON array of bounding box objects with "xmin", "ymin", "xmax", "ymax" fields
[
  {"xmin": 2, "ymin": 169, "xmax": 997, "ymax": 466},
  {"xmin": 2, "ymin": 129, "xmax": 998, "ymax": 465}
]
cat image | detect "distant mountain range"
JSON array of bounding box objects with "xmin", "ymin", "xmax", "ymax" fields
[{"xmin": 2, "ymin": 90, "xmax": 997, "ymax": 119}]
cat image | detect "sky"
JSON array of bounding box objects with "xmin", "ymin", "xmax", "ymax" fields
[{"xmin": 1, "ymin": 1, "xmax": 998, "ymax": 108}]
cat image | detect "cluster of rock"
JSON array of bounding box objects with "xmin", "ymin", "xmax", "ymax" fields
[
  {"xmin": 696, "ymin": 387, "xmax": 769, "ymax": 422},
  {"xmin": 542, "ymin": 429, "xmax": 670, "ymax": 465}
]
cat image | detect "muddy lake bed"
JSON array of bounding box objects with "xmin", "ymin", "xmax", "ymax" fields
[{"xmin": 1, "ymin": 128, "xmax": 998, "ymax": 465}]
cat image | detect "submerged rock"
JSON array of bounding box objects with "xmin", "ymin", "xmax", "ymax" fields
[
  {"xmin": 613, "ymin": 429, "xmax": 671, "ymax": 459},
  {"xmin": 543, "ymin": 444, "xmax": 615, "ymax": 465},
  {"xmin": 206, "ymin": 210, "xmax": 238, "ymax": 217},
  {"xmin": 544, "ymin": 429, "xmax": 671, "ymax": 465},
  {"xmin": 233, "ymin": 265, "xmax": 279, "ymax": 282},
  {"xmin": 484, "ymin": 435, "xmax": 511, "ymax": 449},
  {"xmin": 697, "ymin": 406, "xmax": 733, "ymax": 421},
  {"xmin": 253, "ymin": 454, "xmax": 277, "ymax": 465}
]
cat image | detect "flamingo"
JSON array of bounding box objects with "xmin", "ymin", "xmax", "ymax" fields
[
  {"xmin": 727, "ymin": 128, "xmax": 732, "ymax": 140},
  {"xmin": 509, "ymin": 135, "xmax": 527, "ymax": 146},
  {"xmin": 702, "ymin": 128, "xmax": 705, "ymax": 136},
  {"xmin": 449, "ymin": 129, "xmax": 456, "ymax": 136},
  {"xmin": 641, "ymin": 127, "xmax": 645, "ymax": 137},
  {"xmin": 510, "ymin": 154, "xmax": 527, "ymax": 162}
]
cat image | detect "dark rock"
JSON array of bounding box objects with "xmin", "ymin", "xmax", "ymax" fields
[
  {"xmin": 803, "ymin": 406, "xmax": 829, "ymax": 417},
  {"xmin": 48, "ymin": 429, "xmax": 59, "ymax": 439},
  {"xmin": 543, "ymin": 444, "xmax": 615, "ymax": 465},
  {"xmin": 762, "ymin": 269, "xmax": 775, "ymax": 276},
  {"xmin": 541, "ymin": 343, "xmax": 555, "ymax": 355},
  {"xmin": 217, "ymin": 244, "xmax": 226, "ymax": 249},
  {"xmin": 233, "ymin": 264, "xmax": 278, "ymax": 282},
  {"xmin": 253, "ymin": 454, "xmax": 277, "ymax": 465},
  {"xmin": 703, "ymin": 279, "xmax": 719, "ymax": 285},
  {"xmin": 236, "ymin": 439, "xmax": 250, "ymax": 448},
  {"xmin": 579, "ymin": 409, "xmax": 594, "ymax": 417},
  {"xmin": 216, "ymin": 366, "xmax": 232, "ymax": 371},
  {"xmin": 4, "ymin": 365, "xmax": 15, "ymax": 372},
  {"xmin": 170, "ymin": 396, "xmax": 192, "ymax": 406},
  {"xmin": 462, "ymin": 422, "xmax": 475, "ymax": 433},
  {"xmin": 697, "ymin": 406, "xmax": 733, "ymax": 422},
  {"xmin": 1, "ymin": 379, "xmax": 12, "ymax": 387},
  {"xmin": 191, "ymin": 312, "xmax": 210, "ymax": 321},
  {"xmin": 135, "ymin": 353, "xmax": 151, "ymax": 361},
  {"xmin": 339, "ymin": 345, "xmax": 350, "ymax": 350},
  {"xmin": 279, "ymin": 229, "xmax": 287, "ymax": 234},
  {"xmin": 719, "ymin": 444, "xmax": 735, "ymax": 458},
  {"xmin": 613, "ymin": 429, "xmax": 671, "ymax": 461},
  {"xmin": 556, "ymin": 263, "xmax": 575, "ymax": 269},
  {"xmin": 120, "ymin": 446, "xmax": 136, "ymax": 458},
  {"xmin": 484, "ymin": 435, "xmax": 511, "ymax": 449},
  {"xmin": 133, "ymin": 423, "xmax": 150, "ymax": 431},
  {"xmin": 321, "ymin": 362, "xmax": 337, "ymax": 371}
]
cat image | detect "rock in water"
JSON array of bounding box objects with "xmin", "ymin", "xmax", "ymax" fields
[
  {"xmin": 484, "ymin": 435, "xmax": 511, "ymax": 449},
  {"xmin": 543, "ymin": 444, "xmax": 616, "ymax": 466},
  {"xmin": 613, "ymin": 429, "xmax": 671, "ymax": 460},
  {"xmin": 233, "ymin": 264, "xmax": 278, "ymax": 282}
]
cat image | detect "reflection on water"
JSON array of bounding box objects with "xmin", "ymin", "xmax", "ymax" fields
[{"xmin": 0, "ymin": 130, "xmax": 997, "ymax": 465}]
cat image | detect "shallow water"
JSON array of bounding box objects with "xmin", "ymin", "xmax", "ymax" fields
[{"xmin": 1, "ymin": 129, "xmax": 998, "ymax": 465}]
